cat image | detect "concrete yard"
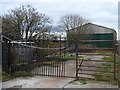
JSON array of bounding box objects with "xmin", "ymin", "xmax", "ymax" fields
[{"xmin": 1, "ymin": 76, "xmax": 118, "ymax": 89}]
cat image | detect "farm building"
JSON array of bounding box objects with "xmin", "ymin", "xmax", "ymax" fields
[{"xmin": 67, "ymin": 23, "xmax": 117, "ymax": 48}]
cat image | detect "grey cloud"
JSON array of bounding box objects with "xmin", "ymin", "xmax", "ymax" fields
[
  {"xmin": 98, "ymin": 2, "xmax": 118, "ymax": 15},
  {"xmin": 1, "ymin": 1, "xmax": 118, "ymax": 31}
]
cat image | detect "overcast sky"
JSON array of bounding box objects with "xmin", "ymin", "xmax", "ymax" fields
[{"xmin": 1, "ymin": 0, "xmax": 119, "ymax": 33}]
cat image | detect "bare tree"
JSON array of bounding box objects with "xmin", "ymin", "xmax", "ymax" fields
[
  {"xmin": 58, "ymin": 14, "xmax": 91, "ymax": 45},
  {"xmin": 33, "ymin": 25, "xmax": 52, "ymax": 40},
  {"xmin": 59, "ymin": 14, "xmax": 89, "ymax": 33},
  {"xmin": 2, "ymin": 5, "xmax": 52, "ymax": 40}
]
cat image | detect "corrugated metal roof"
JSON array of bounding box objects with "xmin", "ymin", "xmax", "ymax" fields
[{"xmin": 79, "ymin": 23, "xmax": 116, "ymax": 34}]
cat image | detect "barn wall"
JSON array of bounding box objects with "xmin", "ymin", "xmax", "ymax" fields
[{"xmin": 67, "ymin": 23, "xmax": 116, "ymax": 48}]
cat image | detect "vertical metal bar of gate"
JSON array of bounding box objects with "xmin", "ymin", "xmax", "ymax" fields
[{"xmin": 75, "ymin": 44, "xmax": 78, "ymax": 78}]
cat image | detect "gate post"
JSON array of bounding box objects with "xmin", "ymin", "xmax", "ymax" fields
[
  {"xmin": 118, "ymin": 40, "xmax": 120, "ymax": 87},
  {"xmin": 113, "ymin": 33, "xmax": 117, "ymax": 80},
  {"xmin": 8, "ymin": 39, "xmax": 12, "ymax": 74},
  {"xmin": 75, "ymin": 44, "xmax": 78, "ymax": 78},
  {"xmin": 113, "ymin": 39, "xmax": 117, "ymax": 80}
]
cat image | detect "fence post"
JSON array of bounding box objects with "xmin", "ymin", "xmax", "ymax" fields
[
  {"xmin": 0, "ymin": 34, "xmax": 1, "ymax": 82},
  {"xmin": 8, "ymin": 40, "xmax": 12, "ymax": 74},
  {"xmin": 113, "ymin": 39, "xmax": 117, "ymax": 80},
  {"xmin": 75, "ymin": 44, "xmax": 78, "ymax": 78},
  {"xmin": 118, "ymin": 40, "xmax": 120, "ymax": 87}
]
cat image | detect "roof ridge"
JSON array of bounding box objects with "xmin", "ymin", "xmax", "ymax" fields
[{"xmin": 80, "ymin": 23, "xmax": 117, "ymax": 34}]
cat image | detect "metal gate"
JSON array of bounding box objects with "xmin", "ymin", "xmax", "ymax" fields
[
  {"xmin": 75, "ymin": 33, "xmax": 118, "ymax": 81},
  {"xmin": 2, "ymin": 32, "xmax": 118, "ymax": 80},
  {"xmin": 2, "ymin": 36, "xmax": 68, "ymax": 77}
]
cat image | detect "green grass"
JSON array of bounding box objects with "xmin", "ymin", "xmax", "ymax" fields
[
  {"xmin": 2, "ymin": 71, "xmax": 13, "ymax": 82},
  {"xmin": 63, "ymin": 52, "xmax": 83, "ymax": 60},
  {"xmin": 102, "ymin": 57, "xmax": 113, "ymax": 61},
  {"xmin": 64, "ymin": 55, "xmax": 75, "ymax": 60}
]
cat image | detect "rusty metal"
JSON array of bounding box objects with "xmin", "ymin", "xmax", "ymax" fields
[
  {"xmin": 81, "ymin": 59, "xmax": 113, "ymax": 62},
  {"xmin": 78, "ymin": 69, "xmax": 114, "ymax": 73},
  {"xmin": 79, "ymin": 48, "xmax": 114, "ymax": 50},
  {"xmin": 79, "ymin": 53, "xmax": 113, "ymax": 56},
  {"xmin": 81, "ymin": 65, "xmax": 113, "ymax": 68}
]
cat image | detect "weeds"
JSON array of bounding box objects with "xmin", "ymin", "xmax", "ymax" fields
[
  {"xmin": 69, "ymin": 78, "xmax": 87, "ymax": 85},
  {"xmin": 2, "ymin": 72, "xmax": 13, "ymax": 82},
  {"xmin": 12, "ymin": 71, "xmax": 32, "ymax": 78}
]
